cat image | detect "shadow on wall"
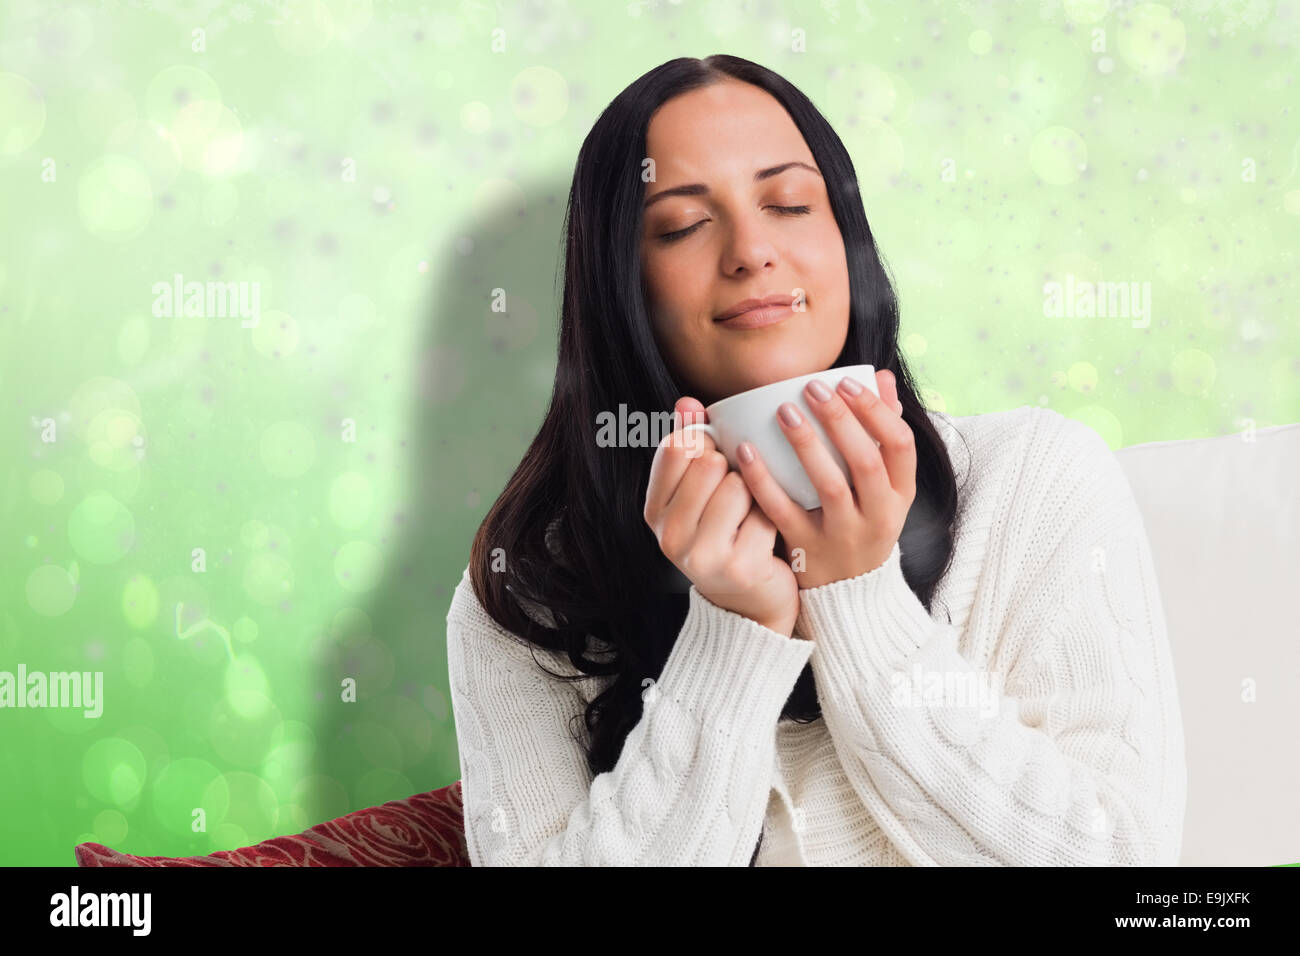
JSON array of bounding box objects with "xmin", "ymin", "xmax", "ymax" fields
[{"xmin": 305, "ymin": 174, "xmax": 571, "ymax": 820}]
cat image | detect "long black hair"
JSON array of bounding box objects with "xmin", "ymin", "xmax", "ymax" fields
[{"xmin": 467, "ymin": 54, "xmax": 965, "ymax": 864}]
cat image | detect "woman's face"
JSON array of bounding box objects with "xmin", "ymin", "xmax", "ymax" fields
[{"xmin": 640, "ymin": 79, "xmax": 851, "ymax": 407}]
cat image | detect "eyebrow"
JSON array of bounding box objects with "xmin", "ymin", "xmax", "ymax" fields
[{"xmin": 643, "ymin": 161, "xmax": 822, "ymax": 209}]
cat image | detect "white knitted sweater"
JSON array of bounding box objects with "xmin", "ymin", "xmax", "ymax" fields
[{"xmin": 445, "ymin": 405, "xmax": 1187, "ymax": 866}]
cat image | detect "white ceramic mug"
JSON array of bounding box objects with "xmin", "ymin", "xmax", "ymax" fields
[{"xmin": 678, "ymin": 364, "xmax": 880, "ymax": 510}]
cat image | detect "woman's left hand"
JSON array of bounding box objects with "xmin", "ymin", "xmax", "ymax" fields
[{"xmin": 736, "ymin": 368, "xmax": 917, "ymax": 590}]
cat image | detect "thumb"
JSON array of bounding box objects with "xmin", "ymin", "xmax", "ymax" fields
[{"xmin": 673, "ymin": 396, "xmax": 707, "ymax": 429}]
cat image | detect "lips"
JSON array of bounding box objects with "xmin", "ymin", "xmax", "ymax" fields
[{"xmin": 714, "ymin": 294, "xmax": 798, "ymax": 322}]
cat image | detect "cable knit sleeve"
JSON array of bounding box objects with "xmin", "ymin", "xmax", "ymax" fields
[
  {"xmin": 446, "ymin": 572, "xmax": 813, "ymax": 866},
  {"xmin": 794, "ymin": 415, "xmax": 1187, "ymax": 866}
]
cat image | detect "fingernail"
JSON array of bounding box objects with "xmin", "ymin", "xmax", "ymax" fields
[
  {"xmin": 806, "ymin": 379, "xmax": 832, "ymax": 402},
  {"xmin": 838, "ymin": 376, "xmax": 863, "ymax": 395},
  {"xmin": 737, "ymin": 441, "xmax": 755, "ymax": 464},
  {"xmin": 779, "ymin": 402, "xmax": 803, "ymax": 427}
]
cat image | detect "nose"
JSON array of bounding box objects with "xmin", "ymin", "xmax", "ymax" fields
[{"xmin": 718, "ymin": 212, "xmax": 780, "ymax": 276}]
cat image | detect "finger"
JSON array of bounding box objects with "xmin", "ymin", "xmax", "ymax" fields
[
  {"xmin": 696, "ymin": 470, "xmax": 755, "ymax": 551},
  {"xmin": 658, "ymin": 447, "xmax": 731, "ymax": 550},
  {"xmin": 837, "ymin": 374, "xmax": 917, "ymax": 500},
  {"xmin": 674, "ymin": 396, "xmax": 707, "ymax": 430},
  {"xmin": 878, "ymin": 369, "xmax": 903, "ymax": 414},
  {"xmin": 734, "ymin": 500, "xmax": 779, "ymax": 556},
  {"xmin": 802, "ymin": 378, "xmax": 890, "ymax": 512},
  {"xmin": 735, "ymin": 435, "xmax": 815, "ymax": 540},
  {"xmin": 673, "ymin": 395, "xmax": 713, "ymax": 460},
  {"xmin": 647, "ymin": 397, "xmax": 712, "ymax": 521},
  {"xmin": 773, "ymin": 399, "xmax": 859, "ymax": 523}
]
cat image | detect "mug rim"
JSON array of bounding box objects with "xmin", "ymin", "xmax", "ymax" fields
[{"xmin": 701, "ymin": 363, "xmax": 877, "ymax": 417}]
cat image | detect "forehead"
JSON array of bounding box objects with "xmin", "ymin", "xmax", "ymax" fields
[{"xmin": 645, "ymin": 80, "xmax": 811, "ymax": 178}]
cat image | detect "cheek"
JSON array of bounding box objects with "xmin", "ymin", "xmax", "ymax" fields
[
  {"xmin": 644, "ymin": 252, "xmax": 709, "ymax": 319},
  {"xmin": 794, "ymin": 230, "xmax": 846, "ymax": 303},
  {"xmin": 810, "ymin": 228, "xmax": 849, "ymax": 294},
  {"xmin": 642, "ymin": 260, "xmax": 697, "ymax": 352},
  {"xmin": 639, "ymin": 254, "xmax": 658, "ymax": 303},
  {"xmin": 642, "ymin": 254, "xmax": 679, "ymax": 310},
  {"xmin": 809, "ymin": 221, "xmax": 846, "ymax": 266}
]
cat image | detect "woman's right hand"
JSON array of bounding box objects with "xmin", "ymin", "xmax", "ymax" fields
[{"xmin": 644, "ymin": 397, "xmax": 802, "ymax": 638}]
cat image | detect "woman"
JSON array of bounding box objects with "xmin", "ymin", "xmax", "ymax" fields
[{"xmin": 445, "ymin": 55, "xmax": 1187, "ymax": 866}]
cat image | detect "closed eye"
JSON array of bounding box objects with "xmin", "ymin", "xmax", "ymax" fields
[{"xmin": 657, "ymin": 205, "xmax": 813, "ymax": 243}]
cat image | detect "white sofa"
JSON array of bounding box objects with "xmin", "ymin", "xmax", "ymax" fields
[{"xmin": 1114, "ymin": 421, "xmax": 1300, "ymax": 866}]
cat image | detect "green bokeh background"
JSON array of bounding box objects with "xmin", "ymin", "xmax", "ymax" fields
[{"xmin": 1, "ymin": 0, "xmax": 1297, "ymax": 865}]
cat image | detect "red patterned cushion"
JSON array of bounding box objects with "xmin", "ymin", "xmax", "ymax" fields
[{"xmin": 74, "ymin": 781, "xmax": 468, "ymax": 867}]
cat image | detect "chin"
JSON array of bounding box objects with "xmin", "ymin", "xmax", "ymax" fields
[{"xmin": 734, "ymin": 362, "xmax": 808, "ymax": 393}]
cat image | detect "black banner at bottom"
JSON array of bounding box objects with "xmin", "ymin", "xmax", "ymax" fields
[{"xmin": 0, "ymin": 864, "xmax": 1286, "ymax": 941}]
